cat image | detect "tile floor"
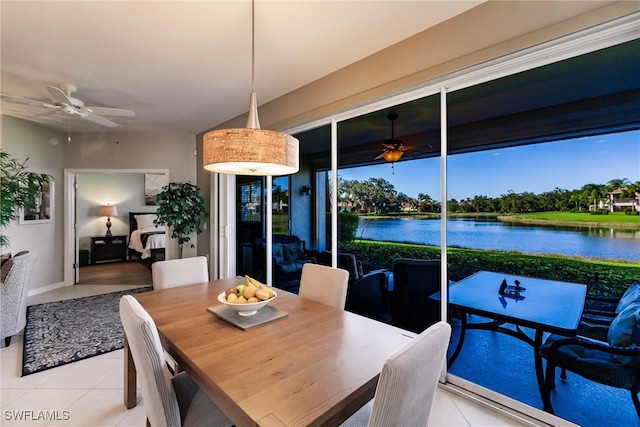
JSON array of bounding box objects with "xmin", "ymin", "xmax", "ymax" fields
[{"xmin": 1, "ymin": 285, "xmax": 532, "ymax": 426}]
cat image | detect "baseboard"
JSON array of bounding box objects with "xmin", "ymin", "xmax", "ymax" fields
[{"xmin": 28, "ymin": 281, "xmax": 65, "ymax": 297}]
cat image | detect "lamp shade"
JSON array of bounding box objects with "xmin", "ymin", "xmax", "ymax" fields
[
  {"xmin": 382, "ymin": 150, "xmax": 404, "ymax": 162},
  {"xmin": 98, "ymin": 205, "xmax": 118, "ymax": 217},
  {"xmin": 203, "ymin": 128, "xmax": 299, "ymax": 176}
]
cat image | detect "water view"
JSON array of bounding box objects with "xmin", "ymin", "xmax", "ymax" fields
[{"xmin": 357, "ymin": 217, "xmax": 640, "ymax": 262}]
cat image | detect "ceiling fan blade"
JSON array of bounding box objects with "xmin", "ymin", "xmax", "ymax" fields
[
  {"xmin": 35, "ymin": 109, "xmax": 61, "ymax": 117},
  {"xmin": 46, "ymin": 85, "xmax": 73, "ymax": 105},
  {"xmin": 84, "ymin": 106, "xmax": 135, "ymax": 117},
  {"xmin": 1, "ymin": 93, "xmax": 57, "ymax": 108},
  {"xmin": 374, "ymin": 153, "xmax": 384, "ymax": 160},
  {"xmin": 82, "ymin": 112, "xmax": 118, "ymax": 127}
]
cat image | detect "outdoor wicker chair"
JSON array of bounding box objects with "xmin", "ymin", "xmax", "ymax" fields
[
  {"xmin": 540, "ymin": 301, "xmax": 640, "ymax": 417},
  {"xmin": 391, "ymin": 258, "xmax": 441, "ymax": 333}
]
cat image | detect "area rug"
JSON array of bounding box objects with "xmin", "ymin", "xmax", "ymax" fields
[{"xmin": 22, "ymin": 287, "xmax": 152, "ymax": 376}]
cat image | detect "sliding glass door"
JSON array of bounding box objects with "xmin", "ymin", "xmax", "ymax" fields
[{"xmin": 278, "ymin": 20, "xmax": 638, "ymax": 426}]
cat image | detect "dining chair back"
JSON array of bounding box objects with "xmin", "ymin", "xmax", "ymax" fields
[
  {"xmin": 119, "ymin": 295, "xmax": 231, "ymax": 427},
  {"xmin": 340, "ymin": 321, "xmax": 452, "ymax": 427},
  {"xmin": 299, "ymin": 263, "xmax": 349, "ymax": 309},
  {"xmin": 391, "ymin": 258, "xmax": 441, "ymax": 333},
  {"xmin": 152, "ymin": 256, "xmax": 208, "ymax": 289}
]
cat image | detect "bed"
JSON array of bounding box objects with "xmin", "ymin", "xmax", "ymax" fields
[{"xmin": 128, "ymin": 212, "xmax": 166, "ymax": 264}]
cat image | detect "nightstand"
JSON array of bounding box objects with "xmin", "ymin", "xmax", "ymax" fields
[{"xmin": 91, "ymin": 235, "xmax": 127, "ymax": 264}]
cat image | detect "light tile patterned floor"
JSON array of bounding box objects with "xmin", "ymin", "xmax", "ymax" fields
[{"xmin": 0, "ymin": 285, "xmax": 529, "ymax": 426}]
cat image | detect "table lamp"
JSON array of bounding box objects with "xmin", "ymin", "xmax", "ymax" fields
[{"xmin": 98, "ymin": 204, "xmax": 118, "ymax": 236}]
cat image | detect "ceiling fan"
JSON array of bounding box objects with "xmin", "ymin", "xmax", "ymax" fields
[
  {"xmin": 0, "ymin": 83, "xmax": 135, "ymax": 127},
  {"xmin": 374, "ymin": 112, "xmax": 413, "ymax": 163}
]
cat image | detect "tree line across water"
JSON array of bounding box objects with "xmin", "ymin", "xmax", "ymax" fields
[{"xmin": 337, "ymin": 177, "xmax": 640, "ymax": 215}]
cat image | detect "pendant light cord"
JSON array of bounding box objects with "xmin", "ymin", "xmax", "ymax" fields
[
  {"xmin": 246, "ymin": 0, "xmax": 261, "ymax": 129},
  {"xmin": 251, "ymin": 0, "xmax": 255, "ymax": 94}
]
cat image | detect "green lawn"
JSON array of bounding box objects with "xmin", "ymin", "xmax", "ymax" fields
[{"xmin": 507, "ymin": 211, "xmax": 640, "ymax": 225}]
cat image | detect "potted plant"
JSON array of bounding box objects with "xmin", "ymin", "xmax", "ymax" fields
[
  {"xmin": 154, "ymin": 182, "xmax": 208, "ymax": 258},
  {"xmin": 0, "ymin": 151, "xmax": 51, "ymax": 248}
]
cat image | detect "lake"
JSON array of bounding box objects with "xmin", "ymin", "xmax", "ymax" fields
[{"xmin": 356, "ymin": 217, "xmax": 640, "ymax": 262}]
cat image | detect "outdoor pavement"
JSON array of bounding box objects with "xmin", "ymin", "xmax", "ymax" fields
[{"xmin": 447, "ymin": 318, "xmax": 640, "ymax": 426}]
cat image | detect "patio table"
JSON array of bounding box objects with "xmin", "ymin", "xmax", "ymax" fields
[{"xmin": 430, "ymin": 271, "xmax": 587, "ymax": 410}]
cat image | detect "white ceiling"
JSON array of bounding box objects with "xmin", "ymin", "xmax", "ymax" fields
[{"xmin": 0, "ymin": 1, "xmax": 483, "ymax": 134}]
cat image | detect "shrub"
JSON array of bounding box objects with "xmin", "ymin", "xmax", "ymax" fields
[
  {"xmin": 154, "ymin": 182, "xmax": 208, "ymax": 258},
  {"xmin": 339, "ymin": 240, "xmax": 640, "ymax": 297},
  {"xmin": 328, "ymin": 212, "xmax": 360, "ymax": 242}
]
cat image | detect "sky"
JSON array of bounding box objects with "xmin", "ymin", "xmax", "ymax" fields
[{"xmin": 338, "ymin": 130, "xmax": 640, "ymax": 201}]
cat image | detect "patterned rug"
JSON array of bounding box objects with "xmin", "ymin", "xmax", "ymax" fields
[{"xmin": 22, "ymin": 287, "xmax": 152, "ymax": 376}]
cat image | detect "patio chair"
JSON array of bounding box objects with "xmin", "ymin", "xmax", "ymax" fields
[
  {"xmin": 119, "ymin": 295, "xmax": 232, "ymax": 427},
  {"xmin": 540, "ymin": 301, "xmax": 640, "ymax": 417},
  {"xmin": 575, "ymin": 280, "xmax": 640, "ymax": 343},
  {"xmin": 391, "ymin": 258, "xmax": 441, "ymax": 333},
  {"xmin": 151, "ymin": 256, "xmax": 209, "ymax": 289},
  {"xmin": 340, "ymin": 321, "xmax": 452, "ymax": 427},
  {"xmin": 316, "ymin": 252, "xmax": 390, "ymax": 322},
  {"xmin": 299, "ymin": 263, "xmax": 349, "ymax": 309}
]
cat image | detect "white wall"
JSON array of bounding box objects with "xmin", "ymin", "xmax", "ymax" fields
[
  {"xmin": 64, "ymin": 131, "xmax": 199, "ymax": 262},
  {"xmin": 1, "ymin": 116, "xmax": 67, "ymax": 292},
  {"xmin": 1, "ymin": 117, "xmax": 199, "ymax": 292}
]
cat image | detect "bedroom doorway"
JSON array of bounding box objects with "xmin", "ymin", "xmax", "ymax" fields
[{"xmin": 63, "ymin": 168, "xmax": 169, "ymax": 286}]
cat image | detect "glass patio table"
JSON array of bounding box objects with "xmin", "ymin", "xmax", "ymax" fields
[{"xmin": 431, "ymin": 270, "xmax": 587, "ymax": 411}]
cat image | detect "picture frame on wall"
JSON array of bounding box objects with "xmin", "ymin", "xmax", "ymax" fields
[
  {"xmin": 144, "ymin": 173, "xmax": 167, "ymax": 206},
  {"xmin": 19, "ymin": 178, "xmax": 54, "ymax": 224}
]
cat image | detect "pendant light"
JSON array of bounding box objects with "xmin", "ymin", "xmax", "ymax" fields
[{"xmin": 203, "ymin": 0, "xmax": 299, "ymax": 176}]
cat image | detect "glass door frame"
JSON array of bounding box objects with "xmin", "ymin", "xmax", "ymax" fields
[
  {"xmin": 279, "ymin": 13, "xmax": 638, "ymax": 424},
  {"xmin": 211, "ymin": 11, "xmax": 637, "ymax": 421}
]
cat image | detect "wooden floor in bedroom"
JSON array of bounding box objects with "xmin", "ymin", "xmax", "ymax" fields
[{"xmin": 78, "ymin": 261, "xmax": 152, "ymax": 285}]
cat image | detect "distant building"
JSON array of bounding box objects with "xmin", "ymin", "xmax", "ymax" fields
[
  {"xmin": 338, "ymin": 201, "xmax": 356, "ymax": 213},
  {"xmin": 603, "ymin": 187, "xmax": 640, "ymax": 212}
]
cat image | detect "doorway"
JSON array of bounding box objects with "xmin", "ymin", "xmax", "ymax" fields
[
  {"xmin": 234, "ymin": 175, "xmax": 291, "ymax": 281},
  {"xmin": 63, "ymin": 168, "xmax": 169, "ymax": 286}
]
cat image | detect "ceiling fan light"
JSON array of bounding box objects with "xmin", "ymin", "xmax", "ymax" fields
[
  {"xmin": 382, "ymin": 150, "xmax": 403, "ymax": 162},
  {"xmin": 203, "ymin": 128, "xmax": 299, "ymax": 176}
]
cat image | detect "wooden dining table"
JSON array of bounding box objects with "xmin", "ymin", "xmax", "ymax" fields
[{"xmin": 123, "ymin": 277, "xmax": 415, "ymax": 426}]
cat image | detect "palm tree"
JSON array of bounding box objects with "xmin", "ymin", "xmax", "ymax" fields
[
  {"xmin": 606, "ymin": 178, "xmax": 631, "ymax": 192},
  {"xmin": 580, "ymin": 183, "xmax": 606, "ymax": 211},
  {"xmin": 621, "ymin": 181, "xmax": 640, "ymax": 212}
]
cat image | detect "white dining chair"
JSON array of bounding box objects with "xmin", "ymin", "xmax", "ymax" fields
[
  {"xmin": 151, "ymin": 256, "xmax": 209, "ymax": 374},
  {"xmin": 151, "ymin": 256, "xmax": 208, "ymax": 289},
  {"xmin": 299, "ymin": 263, "xmax": 350, "ymax": 309},
  {"xmin": 340, "ymin": 321, "xmax": 452, "ymax": 427},
  {"xmin": 119, "ymin": 295, "xmax": 232, "ymax": 427}
]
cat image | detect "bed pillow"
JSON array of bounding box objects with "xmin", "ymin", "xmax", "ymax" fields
[
  {"xmin": 135, "ymin": 214, "xmax": 156, "ymax": 229},
  {"xmin": 616, "ymin": 280, "xmax": 640, "ymax": 313}
]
